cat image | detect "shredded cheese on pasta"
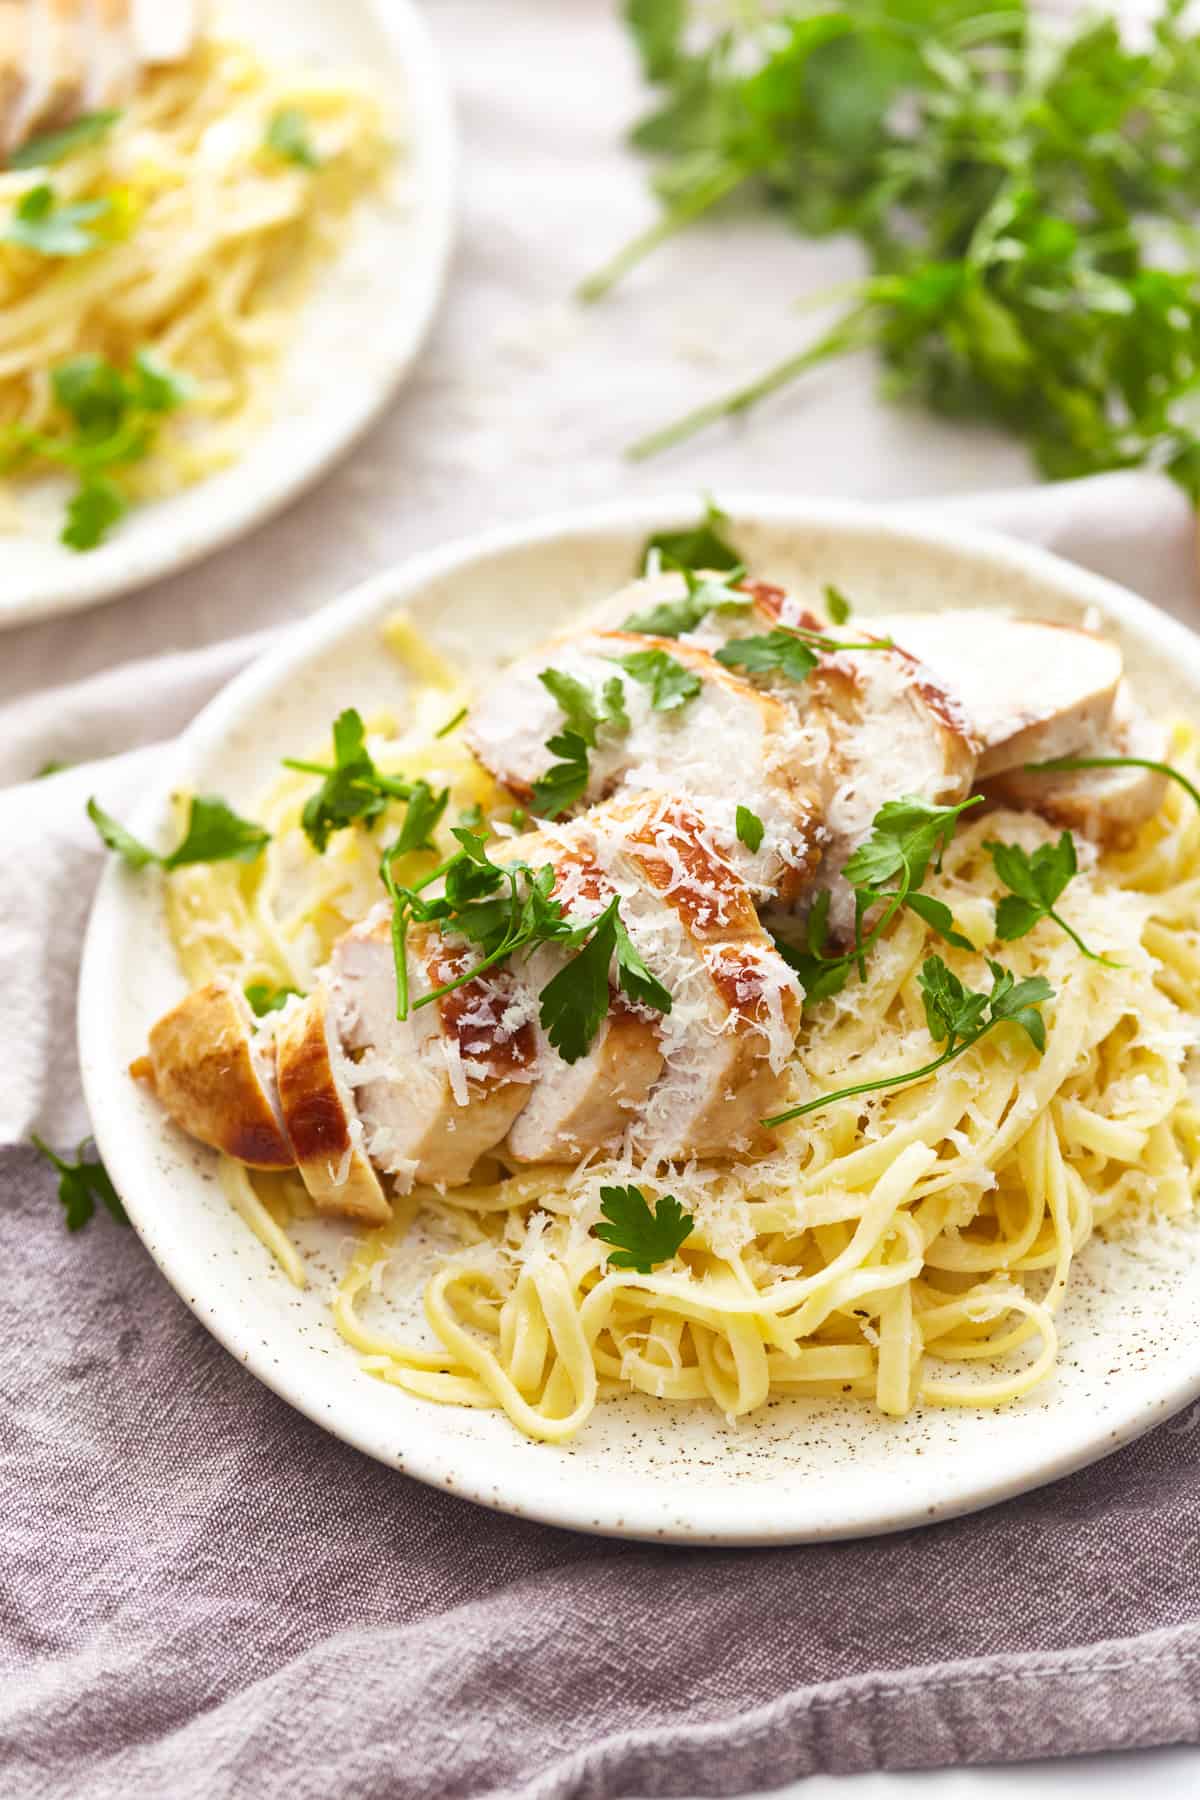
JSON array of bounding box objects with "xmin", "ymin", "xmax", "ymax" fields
[{"xmin": 164, "ymin": 625, "xmax": 1200, "ymax": 1442}]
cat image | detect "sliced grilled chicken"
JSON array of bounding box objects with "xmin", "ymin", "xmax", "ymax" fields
[
  {"xmin": 517, "ymin": 796, "xmax": 803, "ymax": 1160},
  {"xmin": 85, "ymin": 0, "xmax": 138, "ymax": 109},
  {"xmin": 586, "ymin": 572, "xmax": 975, "ymax": 868},
  {"xmin": 506, "ymin": 991, "xmax": 665, "ymax": 1163},
  {"xmin": 330, "ymin": 913, "xmax": 538, "ymax": 1191},
  {"xmin": 134, "ymin": 976, "xmax": 294, "ymax": 1169},
  {"xmin": 275, "ymin": 987, "xmax": 390, "ymax": 1224},
  {"xmin": 876, "ymin": 611, "xmax": 1123, "ymax": 777},
  {"xmin": 783, "ymin": 644, "xmax": 975, "ymax": 940},
  {"xmin": 11, "ymin": 0, "xmax": 87, "ymax": 146},
  {"xmin": 2, "ymin": 0, "xmax": 199, "ymax": 161},
  {"xmin": 466, "ymin": 630, "xmax": 823, "ymax": 904},
  {"xmin": 130, "ymin": 0, "xmax": 197, "ymax": 65},
  {"xmin": 981, "ymin": 688, "xmax": 1169, "ymax": 847},
  {"xmin": 505, "ymin": 838, "xmax": 664, "ymax": 1163},
  {"xmin": 0, "ymin": 2, "xmax": 30, "ymax": 155}
]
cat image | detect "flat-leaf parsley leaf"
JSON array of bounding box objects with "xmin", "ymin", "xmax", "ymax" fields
[{"xmin": 594, "ymin": 1182, "xmax": 695, "ymax": 1272}]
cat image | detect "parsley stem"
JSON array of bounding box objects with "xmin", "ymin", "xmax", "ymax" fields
[
  {"xmin": 283, "ymin": 756, "xmax": 412, "ymax": 801},
  {"xmin": 435, "ymin": 705, "xmax": 468, "ymax": 738},
  {"xmin": 627, "ymin": 307, "xmax": 876, "ymax": 460},
  {"xmin": 1047, "ymin": 907, "xmax": 1122, "ymax": 970},
  {"xmin": 411, "ymin": 851, "xmax": 463, "ymax": 895},
  {"xmin": 1024, "ymin": 755, "xmax": 1200, "ymax": 815},
  {"xmin": 282, "ymin": 757, "xmax": 333, "ymax": 776},
  {"xmin": 794, "ymin": 632, "xmax": 895, "ymax": 653},
  {"xmin": 577, "ymin": 162, "xmax": 749, "ymax": 304},
  {"xmin": 30, "ymin": 1132, "xmax": 67, "ymax": 1173},
  {"xmin": 412, "ymin": 925, "xmax": 525, "ymax": 1011},
  {"xmin": 764, "ymin": 1037, "xmax": 978, "ymax": 1128},
  {"xmin": 392, "ymin": 904, "xmax": 410, "ymax": 1021}
]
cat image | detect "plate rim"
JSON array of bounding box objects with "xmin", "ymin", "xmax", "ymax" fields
[
  {"xmin": 0, "ymin": 0, "xmax": 457, "ymax": 629},
  {"xmin": 77, "ymin": 491, "xmax": 1200, "ymax": 1544}
]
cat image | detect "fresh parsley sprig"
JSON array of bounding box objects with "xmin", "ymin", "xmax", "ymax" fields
[
  {"xmin": 0, "ymin": 349, "xmax": 190, "ymax": 549},
  {"xmin": 32, "ymin": 1135, "xmax": 128, "ymax": 1232},
  {"xmin": 612, "ymin": 647, "xmax": 701, "ymax": 711},
  {"xmin": 530, "ymin": 667, "xmax": 630, "ymax": 817},
  {"xmin": 8, "ymin": 110, "xmax": 121, "ymax": 169},
  {"xmin": 736, "ymin": 805, "xmax": 764, "ymax": 852},
  {"xmin": 265, "ymin": 107, "xmax": 322, "ymax": 170},
  {"xmin": 985, "ymin": 831, "xmax": 1120, "ymax": 968},
  {"xmin": 594, "ymin": 1183, "xmax": 695, "ymax": 1272},
  {"xmin": 1024, "ymin": 754, "xmax": 1200, "ymax": 816},
  {"xmin": 380, "ymin": 827, "xmax": 672, "ymax": 1061},
  {"xmin": 540, "ymin": 895, "xmax": 673, "ymax": 1061},
  {"xmin": 765, "ymin": 955, "xmax": 1053, "ymax": 1126},
  {"xmin": 592, "ymin": 2, "xmax": 1200, "ymax": 497},
  {"xmin": 621, "ymin": 558, "xmax": 751, "ymax": 637},
  {"xmin": 775, "ymin": 794, "xmax": 980, "ymax": 1001},
  {"xmin": 825, "ymin": 585, "xmax": 852, "ymax": 625},
  {"xmin": 531, "ymin": 731, "xmax": 592, "ymax": 818},
  {"xmin": 5, "ymin": 184, "xmax": 111, "ymax": 256},
  {"xmin": 716, "ymin": 629, "xmax": 819, "ymax": 684},
  {"xmin": 245, "ymin": 982, "xmax": 301, "ymax": 1018},
  {"xmin": 88, "ymin": 794, "xmax": 270, "ymax": 871},
  {"xmin": 638, "ymin": 496, "xmax": 743, "ymax": 574},
  {"xmin": 283, "ymin": 709, "xmax": 419, "ymax": 853}
]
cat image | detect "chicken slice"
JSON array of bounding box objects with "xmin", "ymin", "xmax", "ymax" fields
[
  {"xmin": 504, "ymin": 841, "xmax": 664, "ymax": 1164},
  {"xmin": 130, "ymin": 0, "xmax": 196, "ymax": 64},
  {"xmin": 506, "ymin": 992, "xmax": 664, "ymax": 1164},
  {"xmin": 877, "ymin": 611, "xmax": 1123, "ymax": 777},
  {"xmin": 330, "ymin": 913, "xmax": 537, "ymax": 1191},
  {"xmin": 516, "ymin": 796, "xmax": 803, "ymax": 1161},
  {"xmin": 85, "ymin": 0, "xmax": 137, "ymax": 108},
  {"xmin": 274, "ymin": 987, "xmax": 390, "ymax": 1224},
  {"xmin": 466, "ymin": 629, "xmax": 823, "ymax": 904},
  {"xmin": 135, "ymin": 976, "xmax": 294, "ymax": 1169},
  {"xmin": 777, "ymin": 642, "xmax": 975, "ymax": 940},
  {"xmin": 980, "ymin": 688, "xmax": 1169, "ymax": 847},
  {"xmin": 578, "ymin": 572, "xmax": 979, "ymax": 930},
  {"xmin": 11, "ymin": 0, "xmax": 86, "ymax": 144},
  {"xmin": 0, "ymin": 2, "xmax": 30, "ymax": 156}
]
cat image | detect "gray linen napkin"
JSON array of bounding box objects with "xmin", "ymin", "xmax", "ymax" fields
[{"xmin": 3, "ymin": 473, "xmax": 1200, "ymax": 1800}]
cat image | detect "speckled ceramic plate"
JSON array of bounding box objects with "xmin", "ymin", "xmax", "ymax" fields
[
  {"xmin": 0, "ymin": 0, "xmax": 455, "ymax": 628},
  {"xmin": 77, "ymin": 497, "xmax": 1200, "ymax": 1544}
]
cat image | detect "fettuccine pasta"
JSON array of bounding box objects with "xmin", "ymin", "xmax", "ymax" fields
[{"xmin": 162, "ymin": 623, "xmax": 1200, "ymax": 1442}]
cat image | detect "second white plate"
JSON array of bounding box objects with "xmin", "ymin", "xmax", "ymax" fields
[{"xmin": 0, "ymin": 0, "xmax": 455, "ymax": 627}]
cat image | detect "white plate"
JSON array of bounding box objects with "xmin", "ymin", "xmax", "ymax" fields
[
  {"xmin": 77, "ymin": 496, "xmax": 1200, "ymax": 1545},
  {"xmin": 0, "ymin": 0, "xmax": 455, "ymax": 628}
]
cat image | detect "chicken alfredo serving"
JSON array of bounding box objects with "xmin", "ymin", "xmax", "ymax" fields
[{"xmin": 93, "ymin": 533, "xmax": 1200, "ymax": 1443}]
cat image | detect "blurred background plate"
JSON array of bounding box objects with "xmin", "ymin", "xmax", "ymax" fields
[{"xmin": 0, "ymin": 0, "xmax": 456, "ymax": 628}]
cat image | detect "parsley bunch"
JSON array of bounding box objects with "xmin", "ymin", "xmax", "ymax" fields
[
  {"xmin": 765, "ymin": 955, "xmax": 1053, "ymax": 1126},
  {"xmin": 381, "ymin": 826, "xmax": 672, "ymax": 1063},
  {"xmin": 591, "ymin": 1, "xmax": 1200, "ymax": 493},
  {"xmin": 1, "ymin": 349, "xmax": 189, "ymax": 548}
]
